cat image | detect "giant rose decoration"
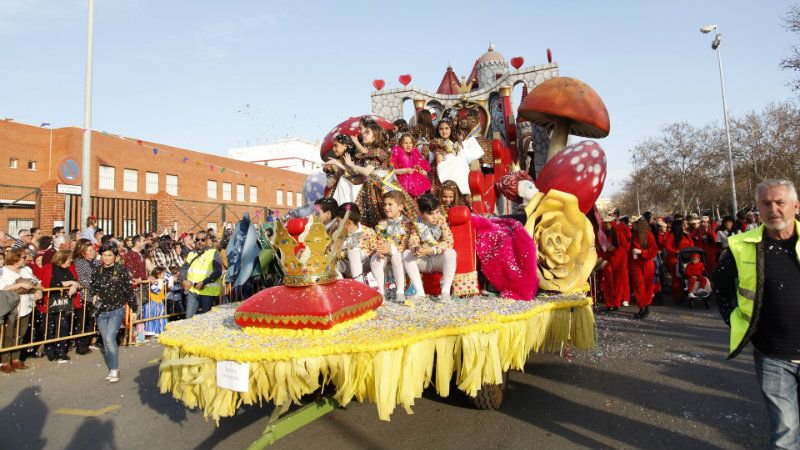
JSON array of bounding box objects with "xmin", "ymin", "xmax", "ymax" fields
[{"xmin": 524, "ymin": 189, "xmax": 597, "ymax": 292}]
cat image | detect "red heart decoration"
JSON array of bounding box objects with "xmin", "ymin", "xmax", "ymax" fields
[
  {"xmin": 398, "ymin": 74, "xmax": 412, "ymax": 86},
  {"xmin": 510, "ymin": 57, "xmax": 524, "ymax": 69},
  {"xmin": 372, "ymin": 79, "xmax": 385, "ymax": 91},
  {"xmin": 546, "ymin": 48, "xmax": 552, "ymax": 63},
  {"xmin": 534, "ymin": 140, "xmax": 606, "ymax": 213}
]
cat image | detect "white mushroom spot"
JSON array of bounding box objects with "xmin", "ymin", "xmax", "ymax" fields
[
  {"xmin": 593, "ymin": 163, "xmax": 601, "ymax": 174},
  {"xmin": 573, "ymin": 145, "xmax": 584, "ymax": 152},
  {"xmin": 570, "ymin": 156, "xmax": 580, "ymax": 165},
  {"xmin": 592, "ymin": 176, "xmax": 599, "ymax": 186},
  {"xmin": 581, "ymin": 152, "xmax": 588, "ymax": 158},
  {"xmin": 587, "ymin": 165, "xmax": 594, "ymax": 173},
  {"xmin": 591, "ymin": 149, "xmax": 599, "ymax": 158},
  {"xmin": 576, "ymin": 163, "xmax": 585, "ymax": 172},
  {"xmin": 351, "ymin": 121, "xmax": 360, "ymax": 127}
]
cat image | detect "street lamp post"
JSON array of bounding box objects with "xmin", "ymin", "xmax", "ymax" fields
[
  {"xmin": 631, "ymin": 151, "xmax": 641, "ymax": 216},
  {"xmin": 701, "ymin": 24, "xmax": 738, "ymax": 215},
  {"xmin": 81, "ymin": 0, "xmax": 95, "ymax": 228}
]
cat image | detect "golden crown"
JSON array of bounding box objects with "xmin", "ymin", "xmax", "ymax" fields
[{"xmin": 272, "ymin": 212, "xmax": 349, "ymax": 287}]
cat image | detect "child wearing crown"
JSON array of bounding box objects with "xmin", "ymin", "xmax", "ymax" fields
[
  {"xmin": 371, "ymin": 191, "xmax": 424, "ymax": 302},
  {"xmin": 405, "ymin": 193, "xmax": 457, "ymax": 302},
  {"xmin": 335, "ymin": 203, "xmax": 376, "ymax": 284}
]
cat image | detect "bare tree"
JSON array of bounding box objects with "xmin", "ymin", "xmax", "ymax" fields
[{"xmin": 781, "ymin": 5, "xmax": 800, "ymax": 92}]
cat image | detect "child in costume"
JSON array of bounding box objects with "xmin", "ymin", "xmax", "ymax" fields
[
  {"xmin": 437, "ymin": 180, "xmax": 468, "ymax": 216},
  {"xmin": 344, "ymin": 123, "xmax": 392, "ymax": 228},
  {"xmin": 336, "ymin": 203, "xmax": 376, "ymax": 284},
  {"xmin": 406, "ymin": 194, "xmax": 456, "ymax": 302},
  {"xmin": 142, "ymin": 266, "xmax": 168, "ymax": 337},
  {"xmin": 370, "ymin": 191, "xmax": 423, "ymax": 302},
  {"xmin": 323, "ymin": 134, "xmax": 363, "ymax": 205},
  {"xmin": 685, "ymin": 253, "xmax": 710, "ymax": 298},
  {"xmin": 391, "ymin": 132, "xmax": 431, "ymax": 198}
]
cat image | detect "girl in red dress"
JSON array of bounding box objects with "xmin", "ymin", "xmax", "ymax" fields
[
  {"xmin": 665, "ymin": 219, "xmax": 695, "ymax": 302},
  {"xmin": 631, "ymin": 218, "xmax": 659, "ymax": 318}
]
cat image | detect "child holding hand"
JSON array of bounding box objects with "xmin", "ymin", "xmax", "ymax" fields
[{"xmin": 336, "ymin": 203, "xmax": 376, "ymax": 284}]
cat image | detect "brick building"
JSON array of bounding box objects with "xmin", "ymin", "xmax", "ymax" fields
[{"xmin": 0, "ymin": 120, "xmax": 306, "ymax": 237}]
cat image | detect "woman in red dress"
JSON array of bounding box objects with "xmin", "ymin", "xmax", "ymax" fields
[
  {"xmin": 664, "ymin": 219, "xmax": 695, "ymax": 302},
  {"xmin": 631, "ymin": 218, "xmax": 659, "ymax": 318}
]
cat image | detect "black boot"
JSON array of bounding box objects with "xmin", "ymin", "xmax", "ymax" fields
[
  {"xmin": 634, "ymin": 308, "xmax": 644, "ymax": 319},
  {"xmin": 641, "ymin": 306, "xmax": 650, "ymax": 318}
]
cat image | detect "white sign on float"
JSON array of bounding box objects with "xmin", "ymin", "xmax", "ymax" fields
[{"xmin": 216, "ymin": 361, "xmax": 250, "ymax": 392}]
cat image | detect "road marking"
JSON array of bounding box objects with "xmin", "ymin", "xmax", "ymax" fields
[{"xmin": 55, "ymin": 404, "xmax": 122, "ymax": 417}]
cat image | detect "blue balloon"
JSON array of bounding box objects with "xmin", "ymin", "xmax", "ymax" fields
[{"xmin": 303, "ymin": 171, "xmax": 327, "ymax": 204}]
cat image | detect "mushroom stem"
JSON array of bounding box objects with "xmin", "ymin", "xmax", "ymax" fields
[{"xmin": 547, "ymin": 118, "xmax": 571, "ymax": 161}]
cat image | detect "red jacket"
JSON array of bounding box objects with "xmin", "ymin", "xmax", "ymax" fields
[
  {"xmin": 665, "ymin": 234, "xmax": 695, "ymax": 262},
  {"xmin": 38, "ymin": 263, "xmax": 81, "ymax": 313},
  {"xmin": 685, "ymin": 261, "xmax": 706, "ymax": 278}
]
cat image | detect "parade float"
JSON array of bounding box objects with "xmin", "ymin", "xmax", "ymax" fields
[{"xmin": 158, "ymin": 45, "xmax": 609, "ymax": 448}]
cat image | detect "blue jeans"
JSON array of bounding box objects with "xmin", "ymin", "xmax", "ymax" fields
[
  {"xmin": 754, "ymin": 348, "xmax": 800, "ymax": 449},
  {"xmin": 97, "ymin": 307, "xmax": 125, "ymax": 371},
  {"xmin": 185, "ymin": 292, "xmax": 215, "ymax": 319}
]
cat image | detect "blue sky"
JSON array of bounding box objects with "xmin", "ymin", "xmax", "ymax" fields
[{"xmin": 1, "ymin": 0, "xmax": 797, "ymax": 195}]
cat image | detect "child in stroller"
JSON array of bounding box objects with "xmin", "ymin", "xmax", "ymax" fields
[{"xmin": 676, "ymin": 247, "xmax": 712, "ymax": 308}]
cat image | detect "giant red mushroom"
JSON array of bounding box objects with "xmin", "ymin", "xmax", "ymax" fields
[
  {"xmin": 517, "ymin": 77, "xmax": 610, "ymax": 161},
  {"xmin": 319, "ymin": 115, "xmax": 395, "ymax": 159}
]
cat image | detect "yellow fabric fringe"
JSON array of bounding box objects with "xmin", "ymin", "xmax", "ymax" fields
[{"xmin": 158, "ymin": 296, "xmax": 594, "ymax": 424}]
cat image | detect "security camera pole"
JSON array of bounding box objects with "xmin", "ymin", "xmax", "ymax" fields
[
  {"xmin": 81, "ymin": 0, "xmax": 95, "ymax": 227},
  {"xmin": 701, "ymin": 24, "xmax": 738, "ymax": 215}
]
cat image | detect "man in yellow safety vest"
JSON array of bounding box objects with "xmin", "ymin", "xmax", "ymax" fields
[
  {"xmin": 712, "ymin": 179, "xmax": 800, "ymax": 449},
  {"xmin": 179, "ymin": 235, "xmax": 222, "ymax": 319}
]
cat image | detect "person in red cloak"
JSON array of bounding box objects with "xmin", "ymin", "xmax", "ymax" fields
[
  {"xmin": 612, "ymin": 209, "xmax": 632, "ymax": 306},
  {"xmin": 665, "ymin": 218, "xmax": 695, "ymax": 302},
  {"xmin": 630, "ymin": 218, "xmax": 659, "ymax": 318},
  {"xmin": 601, "ymin": 213, "xmax": 622, "ymax": 310}
]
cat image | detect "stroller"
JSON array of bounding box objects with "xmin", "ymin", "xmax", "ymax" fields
[{"xmin": 676, "ymin": 247, "xmax": 712, "ymax": 308}]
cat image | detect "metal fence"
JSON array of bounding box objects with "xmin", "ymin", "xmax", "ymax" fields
[
  {"xmin": 0, "ymin": 274, "xmax": 263, "ymax": 358},
  {"xmin": 66, "ymin": 194, "xmax": 157, "ymax": 238},
  {"xmin": 0, "ymin": 184, "xmax": 41, "ymax": 237}
]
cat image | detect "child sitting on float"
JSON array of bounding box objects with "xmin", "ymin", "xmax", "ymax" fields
[
  {"xmin": 314, "ymin": 197, "xmax": 339, "ymax": 232},
  {"xmin": 323, "ymin": 134, "xmax": 363, "ymax": 205},
  {"xmin": 370, "ymin": 190, "xmax": 424, "ymax": 302},
  {"xmin": 437, "ymin": 180, "xmax": 469, "ymax": 216},
  {"xmin": 335, "ymin": 203, "xmax": 376, "ymax": 285},
  {"xmin": 390, "ymin": 132, "xmax": 431, "ymax": 198},
  {"xmin": 406, "ymin": 194, "xmax": 456, "ymax": 303}
]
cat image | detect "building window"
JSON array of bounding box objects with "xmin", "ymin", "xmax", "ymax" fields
[
  {"xmin": 27, "ymin": 160, "xmax": 37, "ymax": 171},
  {"xmin": 287, "ymin": 191, "xmax": 293, "ymax": 206},
  {"xmin": 207, "ymin": 180, "xmax": 218, "ymax": 199},
  {"xmin": 99, "ymin": 165, "xmax": 115, "ymax": 190},
  {"xmin": 207, "ymin": 222, "xmax": 217, "ymax": 232},
  {"xmin": 145, "ymin": 172, "xmax": 158, "ymax": 194},
  {"xmin": 7, "ymin": 219, "xmax": 33, "ymax": 239},
  {"xmin": 249, "ymin": 186, "xmax": 257, "ymax": 203},
  {"xmin": 122, "ymin": 219, "xmax": 137, "ymax": 238},
  {"xmin": 166, "ymin": 174, "xmax": 178, "ymax": 196},
  {"xmin": 9, "ymin": 158, "xmax": 17, "ymax": 169},
  {"xmin": 296, "ymin": 192, "xmax": 302, "ymax": 206},
  {"xmin": 276, "ymin": 190, "xmax": 283, "ymax": 206},
  {"xmin": 123, "ymin": 169, "xmax": 138, "ymax": 192},
  {"xmin": 222, "ymin": 182, "xmax": 232, "ymax": 201},
  {"xmin": 236, "ymin": 184, "xmax": 245, "ymax": 202}
]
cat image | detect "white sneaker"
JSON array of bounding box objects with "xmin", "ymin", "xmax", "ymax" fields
[
  {"xmin": 622, "ymin": 301, "xmax": 629, "ymax": 307},
  {"xmin": 688, "ymin": 293, "xmax": 696, "ymax": 299},
  {"xmin": 439, "ymin": 293, "xmax": 453, "ymax": 303},
  {"xmin": 107, "ymin": 370, "xmax": 119, "ymax": 383}
]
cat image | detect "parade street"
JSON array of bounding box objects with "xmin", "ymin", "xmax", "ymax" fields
[{"xmin": 0, "ymin": 301, "xmax": 767, "ymax": 450}]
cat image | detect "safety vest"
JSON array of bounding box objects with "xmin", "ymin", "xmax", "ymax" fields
[
  {"xmin": 726, "ymin": 221, "xmax": 800, "ymax": 356},
  {"xmin": 186, "ymin": 249, "xmax": 221, "ymax": 296}
]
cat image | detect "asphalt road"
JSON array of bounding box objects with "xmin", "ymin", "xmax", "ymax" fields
[{"xmin": 0, "ymin": 299, "xmax": 769, "ymax": 450}]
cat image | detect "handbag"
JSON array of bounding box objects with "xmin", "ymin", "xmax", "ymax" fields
[{"xmin": 47, "ymin": 291, "xmax": 74, "ymax": 314}]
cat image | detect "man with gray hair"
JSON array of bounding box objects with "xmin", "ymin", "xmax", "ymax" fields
[{"xmin": 713, "ymin": 178, "xmax": 800, "ymax": 449}]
